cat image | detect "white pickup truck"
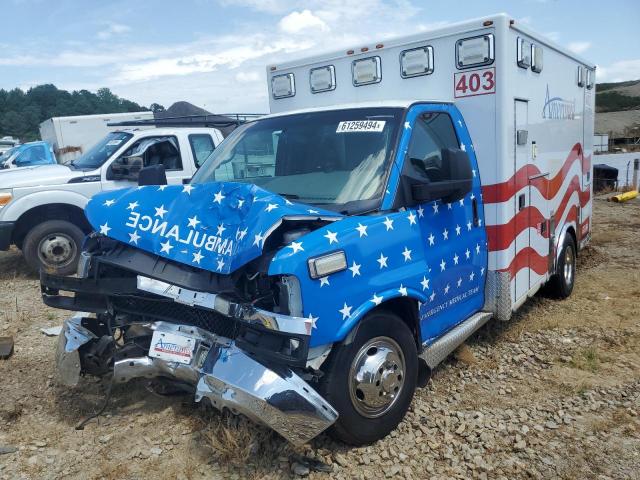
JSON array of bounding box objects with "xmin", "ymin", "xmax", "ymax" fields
[{"xmin": 0, "ymin": 126, "xmax": 224, "ymax": 274}]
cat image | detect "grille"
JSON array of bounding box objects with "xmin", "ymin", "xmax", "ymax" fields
[{"xmin": 110, "ymin": 296, "xmax": 241, "ymax": 339}]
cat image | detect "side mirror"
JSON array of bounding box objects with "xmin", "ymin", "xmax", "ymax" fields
[
  {"xmin": 402, "ymin": 148, "xmax": 473, "ymax": 205},
  {"xmin": 138, "ymin": 164, "xmax": 167, "ymax": 186},
  {"xmin": 109, "ymin": 155, "xmax": 143, "ymax": 181}
]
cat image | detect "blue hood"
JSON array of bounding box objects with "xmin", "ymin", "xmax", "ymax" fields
[{"xmin": 85, "ymin": 182, "xmax": 343, "ymax": 274}]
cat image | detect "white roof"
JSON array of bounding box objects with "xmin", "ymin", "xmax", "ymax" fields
[{"xmin": 270, "ymin": 13, "xmax": 595, "ymax": 71}]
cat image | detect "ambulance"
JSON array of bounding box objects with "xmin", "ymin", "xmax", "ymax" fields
[{"xmin": 42, "ymin": 14, "xmax": 594, "ymax": 446}]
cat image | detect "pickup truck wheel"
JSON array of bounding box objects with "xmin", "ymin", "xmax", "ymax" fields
[
  {"xmin": 22, "ymin": 220, "xmax": 84, "ymax": 275},
  {"xmin": 548, "ymin": 234, "xmax": 576, "ymax": 299},
  {"xmin": 318, "ymin": 310, "xmax": 417, "ymax": 445}
]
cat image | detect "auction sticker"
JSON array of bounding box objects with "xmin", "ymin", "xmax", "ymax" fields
[
  {"xmin": 149, "ymin": 330, "xmax": 194, "ymax": 364},
  {"xmin": 336, "ymin": 120, "xmax": 386, "ymax": 133}
]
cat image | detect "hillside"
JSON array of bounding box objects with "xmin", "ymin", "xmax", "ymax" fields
[
  {"xmin": 596, "ymin": 79, "xmax": 640, "ymax": 113},
  {"xmin": 0, "ymin": 84, "xmax": 149, "ymax": 142}
]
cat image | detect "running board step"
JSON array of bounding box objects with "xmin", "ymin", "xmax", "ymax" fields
[{"xmin": 420, "ymin": 312, "xmax": 493, "ymax": 369}]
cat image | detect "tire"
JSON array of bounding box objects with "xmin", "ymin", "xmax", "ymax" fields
[
  {"xmin": 22, "ymin": 220, "xmax": 85, "ymax": 275},
  {"xmin": 548, "ymin": 234, "xmax": 576, "ymax": 299},
  {"xmin": 317, "ymin": 310, "xmax": 418, "ymax": 445}
]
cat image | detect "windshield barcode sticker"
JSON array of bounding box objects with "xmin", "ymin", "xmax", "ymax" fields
[{"xmin": 336, "ymin": 120, "xmax": 386, "ymax": 133}]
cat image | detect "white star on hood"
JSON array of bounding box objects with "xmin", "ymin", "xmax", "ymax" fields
[
  {"xmin": 420, "ymin": 276, "xmax": 430, "ymax": 290},
  {"xmin": 182, "ymin": 184, "xmax": 194, "ymax": 194},
  {"xmin": 188, "ymin": 216, "xmax": 200, "ymax": 228},
  {"xmin": 383, "ymin": 217, "xmax": 394, "ymax": 231},
  {"xmin": 319, "ymin": 276, "xmax": 330, "ymax": 287},
  {"xmin": 407, "ymin": 211, "xmax": 417, "ymax": 225},
  {"xmin": 192, "ymin": 250, "xmax": 204, "ymax": 264},
  {"xmin": 308, "ymin": 313, "xmax": 319, "ymax": 329},
  {"xmin": 398, "ymin": 284, "xmax": 408, "ymax": 296},
  {"xmin": 127, "ymin": 201, "xmax": 139, "ymax": 211},
  {"xmin": 371, "ymin": 293, "xmax": 383, "ymax": 305},
  {"xmin": 265, "ymin": 203, "xmax": 278, "ymax": 212},
  {"xmin": 217, "ymin": 224, "xmax": 226, "ymax": 236},
  {"xmin": 99, "ymin": 223, "xmax": 111, "ymax": 235},
  {"xmin": 160, "ymin": 240, "xmax": 173, "ymax": 254},
  {"xmin": 216, "ymin": 258, "xmax": 225, "ymax": 271},
  {"xmin": 128, "ymin": 230, "xmax": 140, "ymax": 244},
  {"xmin": 377, "ymin": 253, "xmax": 388, "ymax": 269},
  {"xmin": 155, "ymin": 205, "xmax": 168, "ymax": 218},
  {"xmin": 103, "ymin": 199, "xmax": 115, "ymax": 207},
  {"xmin": 213, "ymin": 190, "xmax": 225, "ymax": 204},
  {"xmin": 402, "ymin": 247, "xmax": 412, "ymax": 262}
]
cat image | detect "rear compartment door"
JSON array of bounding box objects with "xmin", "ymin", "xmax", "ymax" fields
[{"xmin": 514, "ymin": 99, "xmax": 530, "ymax": 301}]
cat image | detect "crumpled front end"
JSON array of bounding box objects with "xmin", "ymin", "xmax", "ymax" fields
[{"xmin": 56, "ymin": 314, "xmax": 337, "ymax": 446}]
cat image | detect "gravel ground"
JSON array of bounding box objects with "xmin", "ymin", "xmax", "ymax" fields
[{"xmin": 1, "ymin": 196, "xmax": 639, "ymax": 480}]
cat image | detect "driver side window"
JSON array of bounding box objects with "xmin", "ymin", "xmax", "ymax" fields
[
  {"xmin": 407, "ymin": 113, "xmax": 459, "ymax": 182},
  {"xmin": 119, "ymin": 136, "xmax": 183, "ymax": 171}
]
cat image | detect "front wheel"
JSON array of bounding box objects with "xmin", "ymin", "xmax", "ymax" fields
[
  {"xmin": 317, "ymin": 310, "xmax": 417, "ymax": 445},
  {"xmin": 22, "ymin": 220, "xmax": 85, "ymax": 275},
  {"xmin": 548, "ymin": 234, "xmax": 576, "ymax": 298}
]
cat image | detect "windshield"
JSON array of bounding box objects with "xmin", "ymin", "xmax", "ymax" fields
[
  {"xmin": 191, "ymin": 108, "xmax": 403, "ymax": 211},
  {"xmin": 72, "ymin": 131, "xmax": 133, "ymax": 170}
]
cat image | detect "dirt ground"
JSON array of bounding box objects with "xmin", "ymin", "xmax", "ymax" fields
[{"xmin": 1, "ymin": 196, "xmax": 639, "ymax": 480}]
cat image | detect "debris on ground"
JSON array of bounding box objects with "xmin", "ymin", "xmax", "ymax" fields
[
  {"xmin": 39, "ymin": 326, "xmax": 62, "ymax": 337},
  {"xmin": 0, "ymin": 336, "xmax": 14, "ymax": 359}
]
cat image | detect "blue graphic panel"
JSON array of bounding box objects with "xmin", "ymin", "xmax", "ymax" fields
[{"xmin": 84, "ymin": 182, "xmax": 342, "ymax": 274}]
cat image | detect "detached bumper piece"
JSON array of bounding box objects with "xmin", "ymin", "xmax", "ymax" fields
[{"xmin": 57, "ymin": 315, "xmax": 338, "ymax": 446}]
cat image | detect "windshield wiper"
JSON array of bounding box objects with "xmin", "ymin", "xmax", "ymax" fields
[{"xmin": 279, "ymin": 193, "xmax": 300, "ymax": 199}]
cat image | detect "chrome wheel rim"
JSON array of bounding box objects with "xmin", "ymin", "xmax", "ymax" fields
[
  {"xmin": 38, "ymin": 233, "xmax": 76, "ymax": 268},
  {"xmin": 563, "ymin": 244, "xmax": 575, "ymax": 286},
  {"xmin": 349, "ymin": 336, "xmax": 405, "ymax": 418}
]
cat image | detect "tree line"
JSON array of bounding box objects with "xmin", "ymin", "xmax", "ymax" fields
[{"xmin": 0, "ymin": 84, "xmax": 165, "ymax": 142}]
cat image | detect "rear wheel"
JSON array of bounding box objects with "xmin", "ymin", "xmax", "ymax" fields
[
  {"xmin": 548, "ymin": 234, "xmax": 576, "ymax": 298},
  {"xmin": 318, "ymin": 310, "xmax": 417, "ymax": 445},
  {"xmin": 22, "ymin": 220, "xmax": 84, "ymax": 275}
]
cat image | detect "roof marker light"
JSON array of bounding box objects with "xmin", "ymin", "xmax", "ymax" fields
[
  {"xmin": 376, "ymin": 44, "xmax": 384, "ymax": 49},
  {"xmin": 347, "ymin": 49, "xmax": 354, "ymax": 55},
  {"xmin": 361, "ymin": 47, "xmax": 369, "ymax": 52}
]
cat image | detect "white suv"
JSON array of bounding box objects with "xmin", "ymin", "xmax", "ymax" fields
[{"xmin": 0, "ymin": 127, "xmax": 224, "ymax": 274}]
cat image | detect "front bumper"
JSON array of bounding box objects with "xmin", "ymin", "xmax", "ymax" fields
[
  {"xmin": 57, "ymin": 314, "xmax": 338, "ymax": 446},
  {"xmin": 0, "ymin": 221, "xmax": 14, "ymax": 250}
]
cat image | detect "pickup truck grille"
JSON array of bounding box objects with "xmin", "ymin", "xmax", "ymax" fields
[{"xmin": 110, "ymin": 296, "xmax": 241, "ymax": 340}]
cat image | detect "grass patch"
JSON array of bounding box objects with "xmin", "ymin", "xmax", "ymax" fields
[{"xmin": 571, "ymin": 347, "xmax": 601, "ymax": 373}]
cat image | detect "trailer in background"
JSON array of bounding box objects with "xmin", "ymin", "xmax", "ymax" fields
[
  {"xmin": 594, "ymin": 133, "xmax": 609, "ymax": 153},
  {"xmin": 39, "ymin": 111, "xmax": 154, "ymax": 164}
]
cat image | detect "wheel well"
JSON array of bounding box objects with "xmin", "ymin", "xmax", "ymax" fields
[
  {"xmin": 12, "ymin": 204, "xmax": 91, "ymax": 248},
  {"xmin": 375, "ymin": 297, "xmax": 422, "ymax": 350},
  {"xmin": 566, "ymin": 226, "xmax": 577, "ymax": 251}
]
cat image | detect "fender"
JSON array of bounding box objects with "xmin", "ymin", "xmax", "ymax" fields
[
  {"xmin": 554, "ymin": 219, "xmax": 576, "ymax": 271},
  {"xmin": 335, "ymin": 286, "xmax": 427, "ymax": 342},
  {"xmin": 2, "ymin": 189, "xmax": 92, "ymax": 222}
]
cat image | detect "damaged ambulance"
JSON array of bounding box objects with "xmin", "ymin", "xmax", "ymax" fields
[{"xmin": 41, "ymin": 14, "xmax": 594, "ymax": 446}]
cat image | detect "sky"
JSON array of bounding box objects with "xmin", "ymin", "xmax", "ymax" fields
[{"xmin": 0, "ymin": 0, "xmax": 639, "ymax": 113}]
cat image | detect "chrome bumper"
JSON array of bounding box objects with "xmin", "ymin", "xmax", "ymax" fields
[{"xmin": 56, "ymin": 315, "xmax": 338, "ymax": 446}]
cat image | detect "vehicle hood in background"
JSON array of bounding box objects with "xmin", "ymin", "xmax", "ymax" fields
[
  {"xmin": 85, "ymin": 182, "xmax": 343, "ymax": 274},
  {"xmin": 0, "ymin": 164, "xmax": 83, "ymax": 189}
]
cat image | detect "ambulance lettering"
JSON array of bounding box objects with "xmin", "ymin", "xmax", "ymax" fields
[{"xmin": 126, "ymin": 211, "xmax": 234, "ymax": 256}]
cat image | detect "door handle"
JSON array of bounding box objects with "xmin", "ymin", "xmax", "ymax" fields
[
  {"xmin": 472, "ymin": 198, "xmax": 479, "ymax": 227},
  {"xmin": 518, "ymin": 194, "xmax": 526, "ymax": 211}
]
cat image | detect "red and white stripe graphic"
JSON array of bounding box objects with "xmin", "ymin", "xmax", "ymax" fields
[{"xmin": 482, "ymin": 143, "xmax": 591, "ymax": 283}]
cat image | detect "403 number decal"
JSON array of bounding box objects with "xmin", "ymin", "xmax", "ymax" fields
[{"xmin": 454, "ymin": 67, "xmax": 496, "ymax": 98}]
